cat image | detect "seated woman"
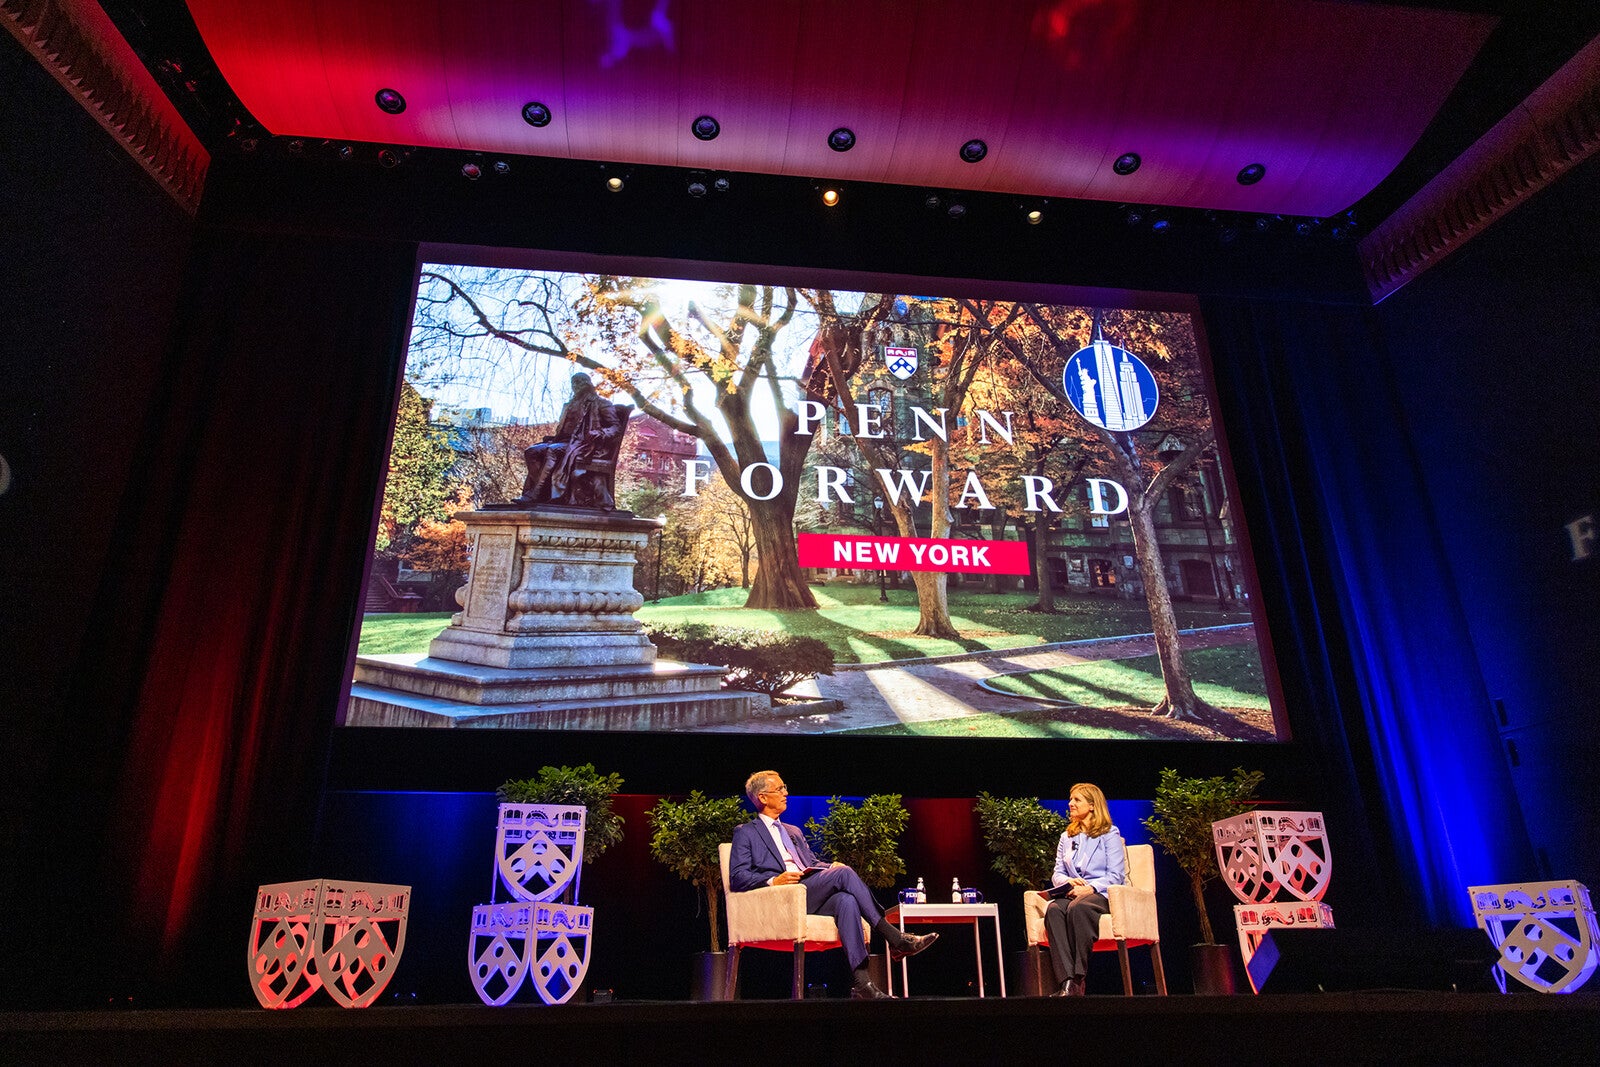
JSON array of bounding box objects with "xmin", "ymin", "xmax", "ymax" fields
[{"xmin": 1044, "ymin": 782, "xmax": 1127, "ymax": 996}]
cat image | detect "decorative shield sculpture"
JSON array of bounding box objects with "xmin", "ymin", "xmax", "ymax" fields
[
  {"xmin": 1233, "ymin": 901, "xmax": 1336, "ymax": 994},
  {"xmin": 496, "ymin": 804, "xmax": 586, "ymax": 903},
  {"xmin": 249, "ymin": 880, "xmax": 324, "ymax": 1009},
  {"xmin": 1214, "ymin": 810, "xmax": 1331, "ymax": 904},
  {"xmin": 469, "ymin": 901, "xmax": 594, "ymax": 1005},
  {"xmin": 311, "ymin": 881, "xmax": 411, "ymax": 1008},
  {"xmin": 1469, "ymin": 881, "xmax": 1597, "ymax": 994},
  {"xmin": 469, "ymin": 903, "xmax": 538, "ymax": 1006}
]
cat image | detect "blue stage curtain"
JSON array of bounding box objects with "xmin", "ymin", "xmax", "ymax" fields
[
  {"xmin": 83, "ymin": 227, "xmax": 418, "ymax": 1001},
  {"xmin": 1202, "ymin": 297, "xmax": 1535, "ymax": 925}
]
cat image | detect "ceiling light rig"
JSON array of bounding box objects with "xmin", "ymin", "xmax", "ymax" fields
[
  {"xmin": 1113, "ymin": 152, "xmax": 1142, "ymax": 176},
  {"xmin": 820, "ymin": 185, "xmax": 842, "ymax": 207},
  {"xmin": 374, "ymin": 87, "xmax": 406, "ymax": 114},
  {"xmin": 959, "ymin": 139, "xmax": 988, "ymax": 164},
  {"xmin": 1019, "ymin": 198, "xmax": 1048, "ymax": 225},
  {"xmin": 461, "ymin": 161, "xmax": 482, "ymax": 180},
  {"xmin": 828, "ymin": 127, "xmax": 856, "ymax": 152},
  {"xmin": 1237, "ymin": 163, "xmax": 1266, "ymax": 185},
  {"xmin": 691, "ymin": 115, "xmax": 721, "ymax": 141},
  {"xmin": 522, "ymin": 101, "xmax": 552, "ymax": 127}
]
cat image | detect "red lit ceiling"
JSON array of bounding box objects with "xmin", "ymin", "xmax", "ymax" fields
[{"xmin": 186, "ymin": 0, "xmax": 1495, "ymax": 216}]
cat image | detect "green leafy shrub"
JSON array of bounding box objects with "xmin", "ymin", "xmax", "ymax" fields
[
  {"xmin": 1141, "ymin": 767, "xmax": 1264, "ymax": 944},
  {"xmin": 974, "ymin": 793, "xmax": 1070, "ymax": 887},
  {"xmin": 497, "ymin": 763, "xmax": 626, "ymax": 863},
  {"xmin": 647, "ymin": 791, "xmax": 749, "ymax": 952},
  {"xmin": 646, "ymin": 623, "xmax": 835, "ymax": 696},
  {"xmin": 804, "ymin": 794, "xmax": 909, "ymax": 889}
]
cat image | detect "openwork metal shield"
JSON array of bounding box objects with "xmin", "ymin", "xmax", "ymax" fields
[
  {"xmin": 1214, "ymin": 810, "xmax": 1331, "ymax": 904},
  {"xmin": 1233, "ymin": 901, "xmax": 1336, "ymax": 994},
  {"xmin": 1469, "ymin": 880, "xmax": 1597, "ymax": 994},
  {"xmin": 469, "ymin": 901, "xmax": 594, "ymax": 1005},
  {"xmin": 311, "ymin": 881, "xmax": 411, "ymax": 1008},
  {"xmin": 496, "ymin": 804, "xmax": 586, "ymax": 903},
  {"xmin": 249, "ymin": 880, "xmax": 324, "ymax": 1009}
]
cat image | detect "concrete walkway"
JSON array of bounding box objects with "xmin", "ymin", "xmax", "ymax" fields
[{"xmin": 692, "ymin": 623, "xmax": 1257, "ymax": 734}]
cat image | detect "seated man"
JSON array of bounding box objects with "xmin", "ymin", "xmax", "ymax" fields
[
  {"xmin": 728, "ymin": 770, "xmax": 938, "ymax": 999},
  {"xmin": 517, "ymin": 371, "xmax": 621, "ymax": 506}
]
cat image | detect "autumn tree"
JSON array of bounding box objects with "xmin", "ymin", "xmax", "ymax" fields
[
  {"xmin": 377, "ymin": 382, "xmax": 459, "ymax": 554},
  {"xmin": 998, "ymin": 306, "xmax": 1220, "ymax": 720}
]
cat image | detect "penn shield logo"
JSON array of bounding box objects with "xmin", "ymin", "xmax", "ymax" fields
[
  {"xmin": 1064, "ymin": 339, "xmax": 1159, "ymax": 432},
  {"xmin": 884, "ymin": 345, "xmax": 919, "ymax": 381}
]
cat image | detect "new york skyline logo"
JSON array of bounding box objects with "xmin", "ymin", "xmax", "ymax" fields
[{"xmin": 1063, "ymin": 339, "xmax": 1159, "ymax": 432}]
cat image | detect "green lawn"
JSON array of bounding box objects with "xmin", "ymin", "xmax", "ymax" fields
[
  {"xmin": 985, "ymin": 645, "xmax": 1270, "ymax": 708},
  {"xmin": 357, "ymin": 586, "xmax": 1248, "ymax": 665}
]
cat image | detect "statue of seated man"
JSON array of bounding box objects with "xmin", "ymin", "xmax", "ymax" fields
[{"xmin": 517, "ymin": 371, "xmax": 622, "ymax": 507}]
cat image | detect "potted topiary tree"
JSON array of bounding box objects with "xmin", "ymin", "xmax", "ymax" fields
[
  {"xmin": 646, "ymin": 790, "xmax": 749, "ymax": 1001},
  {"xmin": 1141, "ymin": 766, "xmax": 1264, "ymax": 995},
  {"xmin": 973, "ymin": 793, "xmax": 1070, "ymax": 995},
  {"xmin": 805, "ymin": 794, "xmax": 909, "ymax": 992},
  {"xmin": 497, "ymin": 763, "xmax": 627, "ymax": 875}
]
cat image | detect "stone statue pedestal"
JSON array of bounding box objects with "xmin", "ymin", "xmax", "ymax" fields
[{"xmin": 346, "ymin": 507, "xmax": 768, "ymax": 729}]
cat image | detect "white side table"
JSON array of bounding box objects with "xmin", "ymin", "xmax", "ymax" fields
[{"xmin": 884, "ymin": 902, "xmax": 1007, "ymax": 998}]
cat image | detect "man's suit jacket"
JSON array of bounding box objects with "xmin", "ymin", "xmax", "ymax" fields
[{"xmin": 728, "ymin": 816, "xmax": 819, "ymax": 893}]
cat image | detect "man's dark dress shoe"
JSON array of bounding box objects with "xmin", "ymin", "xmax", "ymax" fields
[
  {"xmin": 890, "ymin": 932, "xmax": 940, "ymax": 961},
  {"xmin": 1050, "ymin": 978, "xmax": 1076, "ymax": 997},
  {"xmin": 850, "ymin": 981, "xmax": 894, "ymax": 1000}
]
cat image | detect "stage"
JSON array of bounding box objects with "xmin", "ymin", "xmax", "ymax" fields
[{"xmin": 5, "ymin": 993, "xmax": 1596, "ymax": 1064}]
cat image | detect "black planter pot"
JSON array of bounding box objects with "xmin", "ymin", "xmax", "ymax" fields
[
  {"xmin": 690, "ymin": 951, "xmax": 734, "ymax": 1001},
  {"xmin": 1189, "ymin": 942, "xmax": 1238, "ymax": 995},
  {"xmin": 1009, "ymin": 946, "xmax": 1056, "ymax": 997}
]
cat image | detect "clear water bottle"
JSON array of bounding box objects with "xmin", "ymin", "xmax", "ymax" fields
[
  {"xmin": 914, "ymin": 877, "xmax": 926, "ymax": 904},
  {"xmin": 951, "ymin": 877, "xmax": 962, "ymax": 903}
]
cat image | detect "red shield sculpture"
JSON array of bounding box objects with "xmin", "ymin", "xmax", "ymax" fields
[
  {"xmin": 1214, "ymin": 810, "xmax": 1331, "ymax": 904},
  {"xmin": 311, "ymin": 881, "xmax": 411, "ymax": 1008},
  {"xmin": 496, "ymin": 804, "xmax": 586, "ymax": 903},
  {"xmin": 249, "ymin": 880, "xmax": 324, "ymax": 1009},
  {"xmin": 1470, "ymin": 881, "xmax": 1597, "ymax": 994},
  {"xmin": 469, "ymin": 903, "xmax": 538, "ymax": 1006}
]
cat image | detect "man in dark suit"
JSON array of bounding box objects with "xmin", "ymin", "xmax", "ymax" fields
[{"xmin": 728, "ymin": 770, "xmax": 938, "ymax": 999}]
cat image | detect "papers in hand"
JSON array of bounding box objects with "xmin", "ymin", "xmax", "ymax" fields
[
  {"xmin": 1041, "ymin": 879, "xmax": 1086, "ymax": 900},
  {"xmin": 798, "ymin": 864, "xmax": 830, "ymax": 878}
]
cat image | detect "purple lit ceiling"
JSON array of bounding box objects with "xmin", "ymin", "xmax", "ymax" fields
[{"xmin": 185, "ymin": 0, "xmax": 1496, "ymax": 217}]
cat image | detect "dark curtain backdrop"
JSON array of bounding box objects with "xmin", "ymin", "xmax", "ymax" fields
[
  {"xmin": 1202, "ymin": 297, "xmax": 1535, "ymax": 926},
  {"xmin": 82, "ymin": 227, "xmax": 418, "ymax": 1001}
]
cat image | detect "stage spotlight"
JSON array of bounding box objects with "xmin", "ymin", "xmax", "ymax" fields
[
  {"xmin": 1026, "ymin": 208, "xmax": 1043, "ymax": 225},
  {"xmin": 692, "ymin": 115, "xmax": 721, "ymax": 140},
  {"xmin": 522, "ymin": 101, "xmax": 552, "ymax": 127},
  {"xmin": 959, "ymin": 139, "xmax": 988, "ymax": 163},
  {"xmin": 1018, "ymin": 198, "xmax": 1048, "ymax": 225},
  {"xmin": 336, "ymin": 144, "xmax": 354, "ymax": 162},
  {"xmin": 606, "ymin": 175, "xmax": 625, "ymax": 192},
  {"xmin": 1237, "ymin": 162, "xmax": 1266, "ymax": 185},
  {"xmin": 923, "ymin": 192, "xmax": 943, "ymax": 212},
  {"xmin": 1219, "ymin": 224, "xmax": 1239, "ymax": 244},
  {"xmin": 828, "ymin": 127, "xmax": 856, "ymax": 152},
  {"xmin": 1124, "ymin": 206, "xmax": 1145, "ymax": 227},
  {"xmin": 493, "ymin": 160, "xmax": 511, "ymax": 176},
  {"xmin": 378, "ymin": 148, "xmax": 402, "ymax": 169},
  {"xmin": 1150, "ymin": 216, "xmax": 1170, "ymax": 233},
  {"xmin": 686, "ymin": 173, "xmax": 709, "ymax": 197},
  {"xmin": 375, "ymin": 88, "xmax": 406, "ymax": 114},
  {"xmin": 239, "ymin": 136, "xmax": 260, "ymax": 154},
  {"xmin": 821, "ymin": 187, "xmax": 841, "ymax": 207},
  {"xmin": 713, "ymin": 174, "xmax": 731, "ymax": 193},
  {"xmin": 285, "ymin": 138, "xmax": 305, "ymax": 155},
  {"xmin": 1293, "ymin": 217, "xmax": 1320, "ymax": 236},
  {"xmin": 462, "ymin": 161, "xmax": 483, "ymax": 180},
  {"xmin": 1113, "ymin": 152, "xmax": 1141, "ymax": 176},
  {"xmin": 946, "ymin": 201, "xmax": 968, "ymax": 219},
  {"xmin": 1254, "ymin": 214, "xmax": 1279, "ymax": 232}
]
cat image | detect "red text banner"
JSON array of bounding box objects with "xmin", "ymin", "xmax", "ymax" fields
[{"xmin": 797, "ymin": 534, "xmax": 1030, "ymax": 575}]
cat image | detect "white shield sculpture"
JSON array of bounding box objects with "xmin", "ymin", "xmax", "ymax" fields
[
  {"xmin": 1233, "ymin": 901, "xmax": 1337, "ymax": 993},
  {"xmin": 312, "ymin": 881, "xmax": 411, "ymax": 1008},
  {"xmin": 470, "ymin": 902, "xmax": 594, "ymax": 1005},
  {"xmin": 249, "ymin": 879, "xmax": 411, "ymax": 1009},
  {"xmin": 884, "ymin": 345, "xmax": 918, "ymax": 381},
  {"xmin": 1214, "ymin": 810, "xmax": 1332, "ymax": 904},
  {"xmin": 496, "ymin": 804, "xmax": 586, "ymax": 903},
  {"xmin": 249, "ymin": 880, "xmax": 323, "ymax": 1009},
  {"xmin": 1469, "ymin": 881, "xmax": 1597, "ymax": 994}
]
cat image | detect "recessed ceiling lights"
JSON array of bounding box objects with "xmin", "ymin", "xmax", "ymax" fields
[
  {"xmin": 374, "ymin": 88, "xmax": 406, "ymax": 114},
  {"xmin": 522, "ymin": 101, "xmax": 552, "ymax": 127},
  {"xmin": 1113, "ymin": 152, "xmax": 1141, "ymax": 176},
  {"xmin": 1237, "ymin": 163, "xmax": 1266, "ymax": 185},
  {"xmin": 692, "ymin": 115, "xmax": 720, "ymax": 141},
  {"xmin": 821, "ymin": 187, "xmax": 841, "ymax": 207},
  {"xmin": 959, "ymin": 139, "xmax": 988, "ymax": 164},
  {"xmin": 828, "ymin": 127, "xmax": 856, "ymax": 152}
]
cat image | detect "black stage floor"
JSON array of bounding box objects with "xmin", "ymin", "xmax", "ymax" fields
[{"xmin": 4, "ymin": 993, "xmax": 1598, "ymax": 1065}]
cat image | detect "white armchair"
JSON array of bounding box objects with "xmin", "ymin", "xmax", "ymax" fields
[
  {"xmin": 719, "ymin": 843, "xmax": 870, "ymax": 999},
  {"xmin": 1024, "ymin": 842, "xmax": 1168, "ymax": 995}
]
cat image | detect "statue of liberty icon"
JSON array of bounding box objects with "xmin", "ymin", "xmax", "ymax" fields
[{"xmin": 1064, "ymin": 339, "xmax": 1159, "ymax": 432}]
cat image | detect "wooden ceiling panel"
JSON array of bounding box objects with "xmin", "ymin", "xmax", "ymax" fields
[{"xmin": 187, "ymin": 0, "xmax": 1496, "ymax": 214}]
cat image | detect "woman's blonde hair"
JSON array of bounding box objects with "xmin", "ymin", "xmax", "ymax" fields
[{"xmin": 1067, "ymin": 782, "xmax": 1112, "ymax": 838}]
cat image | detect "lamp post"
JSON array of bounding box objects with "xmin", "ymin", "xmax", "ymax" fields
[
  {"xmin": 873, "ymin": 496, "xmax": 888, "ymax": 602},
  {"xmin": 652, "ymin": 515, "xmax": 667, "ymax": 602}
]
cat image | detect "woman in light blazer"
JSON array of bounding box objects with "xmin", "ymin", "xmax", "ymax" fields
[{"xmin": 1044, "ymin": 782, "xmax": 1127, "ymax": 996}]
